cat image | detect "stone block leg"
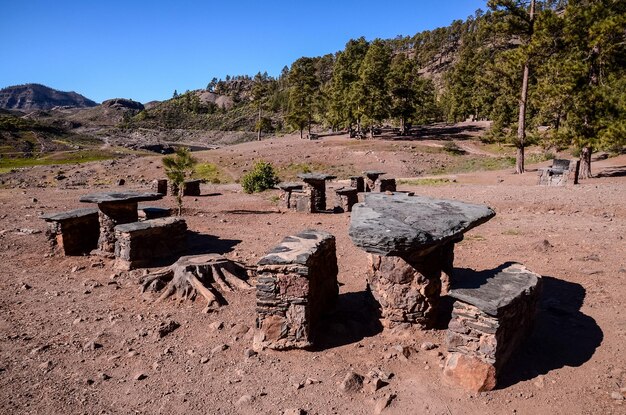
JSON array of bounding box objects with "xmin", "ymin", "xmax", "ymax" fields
[
  {"xmin": 254, "ymin": 230, "xmax": 338, "ymax": 350},
  {"xmin": 367, "ymin": 249, "xmax": 444, "ymax": 328},
  {"xmin": 97, "ymin": 202, "xmax": 139, "ymax": 254},
  {"xmin": 443, "ymin": 263, "xmax": 542, "ymax": 391}
]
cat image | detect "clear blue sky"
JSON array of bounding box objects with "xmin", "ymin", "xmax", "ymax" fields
[{"xmin": 0, "ymin": 0, "xmax": 486, "ymax": 103}]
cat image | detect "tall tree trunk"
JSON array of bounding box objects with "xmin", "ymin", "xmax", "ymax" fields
[
  {"xmin": 257, "ymin": 106, "xmax": 262, "ymax": 141},
  {"xmin": 579, "ymin": 146, "xmax": 592, "ymax": 179},
  {"xmin": 515, "ymin": 0, "xmax": 535, "ymax": 175}
]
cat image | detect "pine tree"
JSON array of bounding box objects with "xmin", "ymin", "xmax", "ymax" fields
[
  {"xmin": 356, "ymin": 39, "xmax": 392, "ymax": 137},
  {"xmin": 286, "ymin": 57, "xmax": 319, "ymax": 138}
]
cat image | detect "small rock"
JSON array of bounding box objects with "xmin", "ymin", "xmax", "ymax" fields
[
  {"xmin": 117, "ymin": 179, "xmax": 125, "ymax": 186},
  {"xmin": 83, "ymin": 341, "xmax": 102, "ymax": 351},
  {"xmin": 421, "ymin": 342, "xmax": 437, "ymax": 351},
  {"xmin": 155, "ymin": 320, "xmax": 180, "ymax": 339},
  {"xmin": 20, "ymin": 283, "xmax": 31, "ymax": 290},
  {"xmin": 98, "ymin": 372, "xmax": 111, "ymax": 381},
  {"xmin": 200, "ymin": 356, "xmax": 209, "ymax": 364},
  {"xmin": 211, "ymin": 344, "xmax": 228, "ymax": 354},
  {"xmin": 236, "ymin": 395, "xmax": 253, "ymax": 406},
  {"xmin": 533, "ymin": 375, "xmax": 545, "ymax": 389},
  {"xmin": 72, "ymin": 317, "xmax": 83, "ymax": 325},
  {"xmin": 133, "ymin": 373, "xmax": 147, "ymax": 381},
  {"xmin": 86, "ymin": 378, "xmax": 95, "ymax": 385},
  {"xmin": 365, "ymin": 377, "xmax": 387, "ymax": 393},
  {"xmin": 611, "ymin": 391, "xmax": 624, "ymax": 401},
  {"xmin": 209, "ymin": 321, "xmax": 224, "ymax": 331},
  {"xmin": 339, "ymin": 371, "xmax": 364, "ymax": 393},
  {"xmin": 283, "ymin": 409, "xmax": 306, "ymax": 415},
  {"xmin": 374, "ymin": 394, "xmax": 395, "ymax": 414},
  {"xmin": 38, "ymin": 361, "xmax": 53, "ymax": 371},
  {"xmin": 305, "ymin": 378, "xmax": 321, "ymax": 385},
  {"xmin": 243, "ymin": 348, "xmax": 257, "ymax": 359}
]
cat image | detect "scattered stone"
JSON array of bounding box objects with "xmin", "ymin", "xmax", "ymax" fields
[
  {"xmin": 98, "ymin": 372, "xmax": 111, "ymax": 381},
  {"xmin": 533, "ymin": 376, "xmax": 545, "ymax": 389},
  {"xmin": 83, "ymin": 341, "xmax": 102, "ymax": 351},
  {"xmin": 305, "ymin": 378, "xmax": 321, "ymax": 385},
  {"xmin": 243, "ymin": 348, "xmax": 257, "ymax": 359},
  {"xmin": 611, "ymin": 391, "xmax": 624, "ymax": 401},
  {"xmin": 421, "ymin": 342, "xmax": 437, "ymax": 351},
  {"xmin": 211, "ymin": 344, "xmax": 228, "ymax": 354},
  {"xmin": 38, "ymin": 361, "xmax": 53, "ymax": 371},
  {"xmin": 533, "ymin": 239, "xmax": 553, "ymax": 253},
  {"xmin": 374, "ymin": 394, "xmax": 395, "ymax": 414},
  {"xmin": 236, "ymin": 395, "xmax": 254, "ymax": 406},
  {"xmin": 339, "ymin": 371, "xmax": 364, "ymax": 393},
  {"xmin": 365, "ymin": 377, "xmax": 387, "ymax": 393},
  {"xmin": 133, "ymin": 372, "xmax": 147, "ymax": 381},
  {"xmin": 283, "ymin": 409, "xmax": 306, "ymax": 415},
  {"xmin": 20, "ymin": 283, "xmax": 32, "ymax": 290},
  {"xmin": 200, "ymin": 356, "xmax": 209, "ymax": 364},
  {"xmin": 209, "ymin": 321, "xmax": 224, "ymax": 331},
  {"xmin": 155, "ymin": 320, "xmax": 180, "ymax": 339},
  {"xmin": 117, "ymin": 179, "xmax": 125, "ymax": 186}
]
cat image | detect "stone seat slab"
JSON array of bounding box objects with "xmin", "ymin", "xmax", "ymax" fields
[
  {"xmin": 349, "ymin": 193, "xmax": 495, "ymax": 256},
  {"xmin": 258, "ymin": 229, "xmax": 335, "ymax": 266},
  {"xmin": 278, "ymin": 182, "xmax": 304, "ymax": 191},
  {"xmin": 80, "ymin": 191, "xmax": 163, "ymax": 204},
  {"xmin": 297, "ymin": 173, "xmax": 337, "ymax": 181},
  {"xmin": 448, "ymin": 263, "xmax": 541, "ymax": 316}
]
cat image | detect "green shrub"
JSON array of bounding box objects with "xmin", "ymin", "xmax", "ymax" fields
[
  {"xmin": 443, "ymin": 141, "xmax": 466, "ymax": 155},
  {"xmin": 241, "ymin": 161, "xmax": 279, "ymax": 194}
]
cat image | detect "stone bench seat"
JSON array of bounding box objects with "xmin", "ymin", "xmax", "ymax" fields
[
  {"xmin": 254, "ymin": 229, "xmax": 338, "ymax": 350},
  {"xmin": 443, "ymin": 263, "xmax": 542, "ymax": 392},
  {"xmin": 334, "ymin": 186, "xmax": 358, "ymax": 213},
  {"xmin": 41, "ymin": 208, "xmax": 99, "ymax": 255},
  {"xmin": 114, "ymin": 217, "xmax": 187, "ymax": 270}
]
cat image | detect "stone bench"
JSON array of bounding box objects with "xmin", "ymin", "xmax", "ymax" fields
[
  {"xmin": 138, "ymin": 206, "xmax": 171, "ymax": 220},
  {"xmin": 151, "ymin": 179, "xmax": 168, "ymax": 195},
  {"xmin": 334, "ymin": 186, "xmax": 359, "ymax": 213},
  {"xmin": 443, "ymin": 263, "xmax": 542, "ymax": 392},
  {"xmin": 169, "ymin": 179, "xmax": 202, "ymax": 197},
  {"xmin": 278, "ymin": 182, "xmax": 305, "ymax": 211},
  {"xmin": 254, "ymin": 230, "xmax": 338, "ymax": 350},
  {"xmin": 41, "ymin": 208, "xmax": 100, "ymax": 256},
  {"xmin": 114, "ymin": 217, "xmax": 187, "ymax": 270},
  {"xmin": 538, "ymin": 158, "xmax": 580, "ymax": 186},
  {"xmin": 349, "ymin": 176, "xmax": 365, "ymax": 192},
  {"xmin": 297, "ymin": 173, "xmax": 337, "ymax": 213}
]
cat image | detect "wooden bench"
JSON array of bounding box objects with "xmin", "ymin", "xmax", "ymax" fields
[
  {"xmin": 114, "ymin": 217, "xmax": 187, "ymax": 270},
  {"xmin": 41, "ymin": 208, "xmax": 99, "ymax": 255}
]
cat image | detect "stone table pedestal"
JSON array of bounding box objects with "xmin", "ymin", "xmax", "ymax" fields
[
  {"xmin": 80, "ymin": 191, "xmax": 163, "ymax": 255},
  {"xmin": 334, "ymin": 187, "xmax": 359, "ymax": 213},
  {"xmin": 278, "ymin": 182, "xmax": 304, "ymax": 211},
  {"xmin": 297, "ymin": 173, "xmax": 336, "ymax": 213},
  {"xmin": 363, "ymin": 171, "xmax": 386, "ymax": 192}
]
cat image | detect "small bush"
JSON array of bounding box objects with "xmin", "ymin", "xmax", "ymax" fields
[
  {"xmin": 241, "ymin": 161, "xmax": 279, "ymax": 194},
  {"xmin": 443, "ymin": 141, "xmax": 466, "ymax": 155}
]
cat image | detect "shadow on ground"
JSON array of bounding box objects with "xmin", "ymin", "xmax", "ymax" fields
[
  {"xmin": 596, "ymin": 165, "xmax": 626, "ymax": 177},
  {"xmin": 186, "ymin": 231, "xmax": 241, "ymax": 255},
  {"xmin": 313, "ymin": 290, "xmax": 383, "ymax": 350},
  {"xmin": 499, "ymin": 275, "xmax": 603, "ymax": 388}
]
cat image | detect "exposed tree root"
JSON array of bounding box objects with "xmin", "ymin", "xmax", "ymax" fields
[{"xmin": 140, "ymin": 254, "xmax": 253, "ymax": 312}]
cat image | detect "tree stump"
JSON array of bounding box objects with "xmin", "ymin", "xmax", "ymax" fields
[{"xmin": 140, "ymin": 254, "xmax": 253, "ymax": 312}]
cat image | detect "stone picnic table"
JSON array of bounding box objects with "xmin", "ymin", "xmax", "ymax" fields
[
  {"xmin": 80, "ymin": 191, "xmax": 163, "ymax": 254},
  {"xmin": 362, "ymin": 170, "xmax": 386, "ymax": 192},
  {"xmin": 348, "ymin": 192, "xmax": 495, "ymax": 327},
  {"xmin": 297, "ymin": 173, "xmax": 337, "ymax": 212}
]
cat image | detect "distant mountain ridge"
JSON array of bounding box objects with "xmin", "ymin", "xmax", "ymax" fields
[{"xmin": 0, "ymin": 83, "xmax": 98, "ymax": 111}]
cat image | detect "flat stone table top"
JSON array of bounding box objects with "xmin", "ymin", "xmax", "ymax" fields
[
  {"xmin": 297, "ymin": 173, "xmax": 337, "ymax": 182},
  {"xmin": 335, "ymin": 186, "xmax": 358, "ymax": 194},
  {"xmin": 349, "ymin": 193, "xmax": 495, "ymax": 256},
  {"xmin": 115, "ymin": 217, "xmax": 184, "ymax": 233},
  {"xmin": 80, "ymin": 191, "xmax": 163, "ymax": 204},
  {"xmin": 258, "ymin": 229, "xmax": 334, "ymax": 266},
  {"xmin": 363, "ymin": 171, "xmax": 386, "ymax": 177},
  {"xmin": 41, "ymin": 208, "xmax": 99, "ymax": 222},
  {"xmin": 448, "ymin": 263, "xmax": 541, "ymax": 316},
  {"xmin": 278, "ymin": 182, "xmax": 304, "ymax": 191}
]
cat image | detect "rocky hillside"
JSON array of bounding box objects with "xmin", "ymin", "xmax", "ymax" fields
[{"xmin": 0, "ymin": 84, "xmax": 98, "ymax": 111}]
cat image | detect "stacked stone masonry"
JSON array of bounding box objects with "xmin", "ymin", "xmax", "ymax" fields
[
  {"xmin": 151, "ymin": 179, "xmax": 168, "ymax": 195},
  {"xmin": 255, "ymin": 230, "xmax": 338, "ymax": 350},
  {"xmin": 537, "ymin": 158, "xmax": 580, "ymax": 186},
  {"xmin": 334, "ymin": 187, "xmax": 359, "ymax": 213},
  {"xmin": 374, "ymin": 178, "xmax": 397, "ymax": 193},
  {"xmin": 443, "ymin": 263, "xmax": 542, "ymax": 392},
  {"xmin": 42, "ymin": 208, "xmax": 99, "ymax": 256},
  {"xmin": 114, "ymin": 217, "xmax": 187, "ymax": 270}
]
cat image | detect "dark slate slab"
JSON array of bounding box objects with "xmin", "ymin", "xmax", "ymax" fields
[
  {"xmin": 297, "ymin": 173, "xmax": 337, "ymax": 181},
  {"xmin": 258, "ymin": 229, "xmax": 334, "ymax": 266},
  {"xmin": 335, "ymin": 186, "xmax": 358, "ymax": 195},
  {"xmin": 278, "ymin": 182, "xmax": 304, "ymax": 191},
  {"xmin": 114, "ymin": 217, "xmax": 184, "ymax": 233},
  {"xmin": 448, "ymin": 263, "xmax": 541, "ymax": 316},
  {"xmin": 363, "ymin": 170, "xmax": 386, "ymax": 177},
  {"xmin": 80, "ymin": 191, "xmax": 163, "ymax": 204},
  {"xmin": 349, "ymin": 193, "xmax": 495, "ymax": 256},
  {"xmin": 41, "ymin": 208, "xmax": 99, "ymax": 222}
]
